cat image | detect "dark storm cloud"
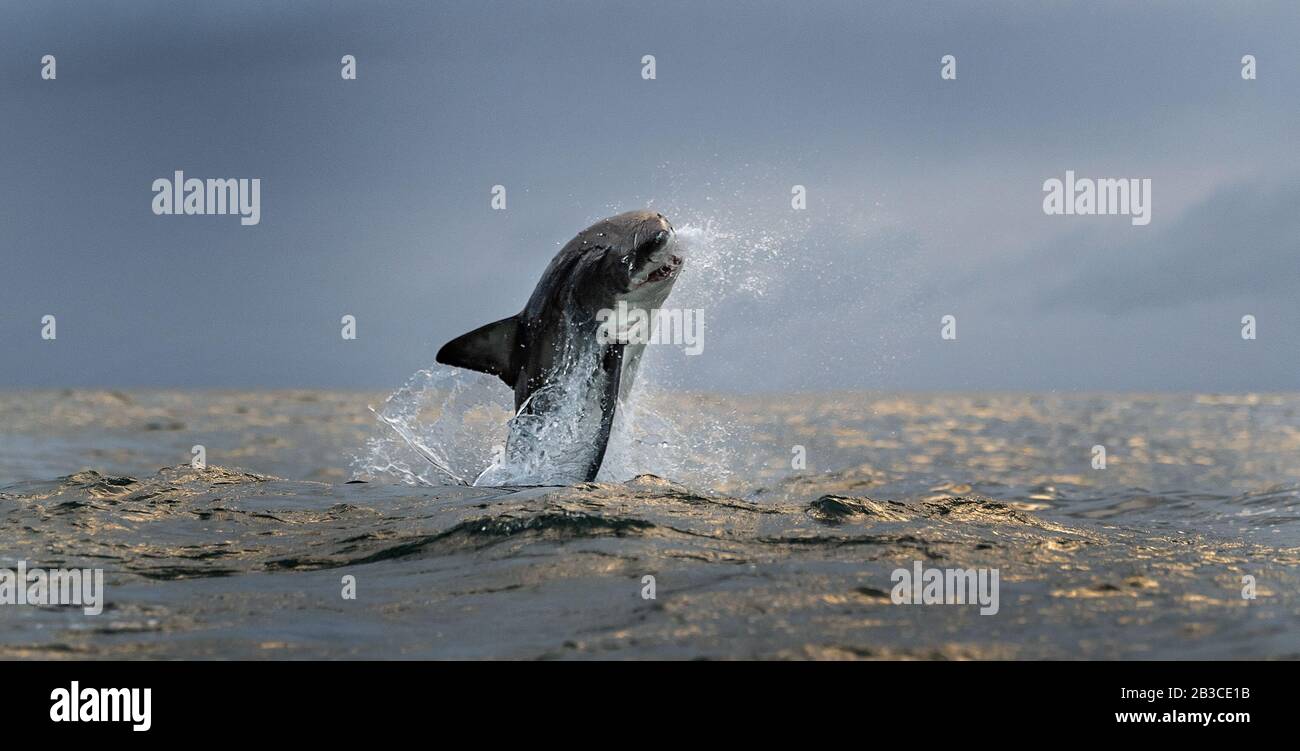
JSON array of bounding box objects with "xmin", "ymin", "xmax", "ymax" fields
[
  {"xmin": 1044, "ymin": 177, "xmax": 1300, "ymax": 314},
  {"xmin": 1, "ymin": 1, "xmax": 1298, "ymax": 391}
]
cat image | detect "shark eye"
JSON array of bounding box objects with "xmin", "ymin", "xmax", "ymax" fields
[{"xmin": 636, "ymin": 230, "xmax": 671, "ymax": 255}]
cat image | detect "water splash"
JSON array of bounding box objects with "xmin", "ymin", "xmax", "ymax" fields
[
  {"xmin": 475, "ymin": 350, "xmax": 611, "ymax": 486},
  {"xmin": 351, "ymin": 367, "xmax": 512, "ymax": 486},
  {"xmin": 669, "ymin": 220, "xmax": 787, "ymax": 300}
]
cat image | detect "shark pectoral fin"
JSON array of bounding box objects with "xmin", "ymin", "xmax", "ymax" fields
[{"xmin": 436, "ymin": 315, "xmax": 521, "ymax": 387}]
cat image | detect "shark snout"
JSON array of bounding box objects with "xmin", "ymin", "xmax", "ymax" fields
[
  {"xmin": 603, "ymin": 210, "xmax": 682, "ymax": 290},
  {"xmin": 632, "ymin": 225, "xmax": 682, "ymax": 287}
]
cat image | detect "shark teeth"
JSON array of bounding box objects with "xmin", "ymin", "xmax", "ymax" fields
[{"xmin": 642, "ymin": 255, "xmax": 682, "ymax": 285}]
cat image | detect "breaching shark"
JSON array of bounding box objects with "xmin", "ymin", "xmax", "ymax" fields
[{"xmin": 437, "ymin": 210, "xmax": 683, "ymax": 484}]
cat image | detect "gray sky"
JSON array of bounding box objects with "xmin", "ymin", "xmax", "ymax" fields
[{"xmin": 2, "ymin": 1, "xmax": 1297, "ymax": 392}]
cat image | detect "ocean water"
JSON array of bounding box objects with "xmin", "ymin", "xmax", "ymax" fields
[
  {"xmin": 1, "ymin": 388, "xmax": 1297, "ymax": 659},
  {"xmin": 3, "ymin": 220, "xmax": 1297, "ymax": 659}
]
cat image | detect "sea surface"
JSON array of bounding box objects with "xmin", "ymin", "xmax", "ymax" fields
[{"xmin": 1, "ymin": 388, "xmax": 1297, "ymax": 659}]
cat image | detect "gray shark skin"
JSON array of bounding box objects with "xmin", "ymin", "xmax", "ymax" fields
[{"xmin": 436, "ymin": 210, "xmax": 682, "ymax": 483}]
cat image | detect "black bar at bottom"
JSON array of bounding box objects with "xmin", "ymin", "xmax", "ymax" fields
[{"xmin": 3, "ymin": 659, "xmax": 1285, "ymax": 739}]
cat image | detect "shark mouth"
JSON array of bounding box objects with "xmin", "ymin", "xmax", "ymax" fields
[{"xmin": 641, "ymin": 254, "xmax": 683, "ymax": 286}]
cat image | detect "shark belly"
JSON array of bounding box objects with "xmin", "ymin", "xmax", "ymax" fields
[{"xmin": 475, "ymin": 340, "xmax": 622, "ymax": 485}]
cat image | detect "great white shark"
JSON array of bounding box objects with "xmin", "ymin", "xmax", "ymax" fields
[{"xmin": 436, "ymin": 210, "xmax": 683, "ymax": 483}]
